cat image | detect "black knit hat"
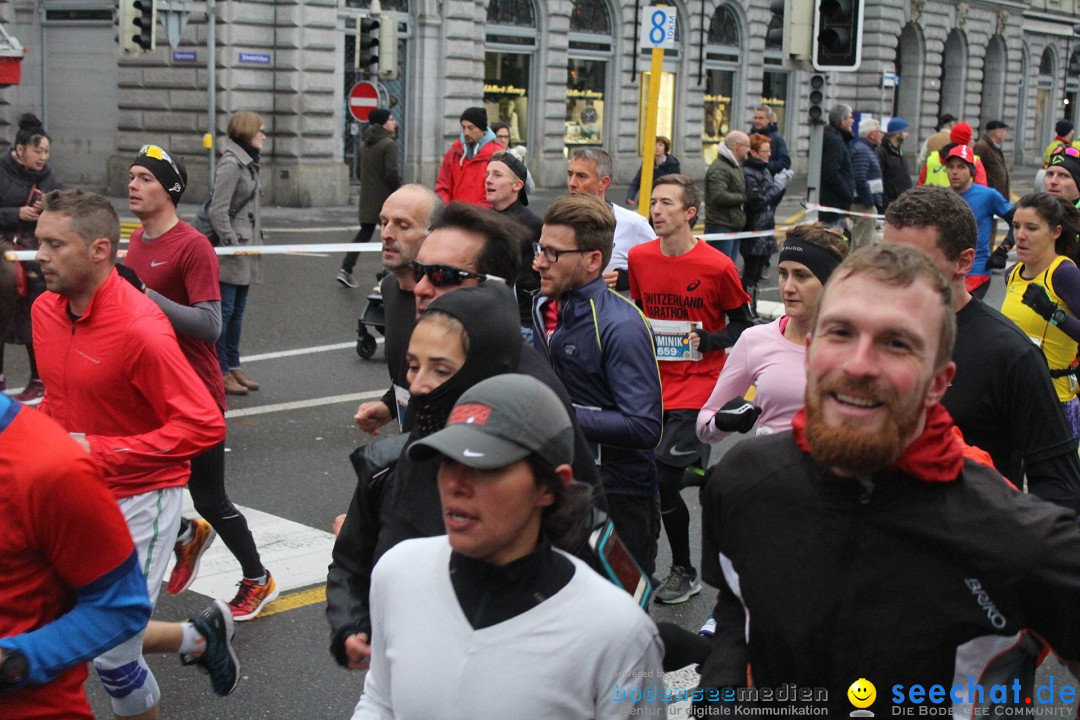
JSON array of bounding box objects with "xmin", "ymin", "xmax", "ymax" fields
[
  {"xmin": 368, "ymin": 108, "xmax": 392, "ymax": 127},
  {"xmin": 1058, "ymin": 120, "xmax": 1075, "ymax": 137},
  {"xmin": 460, "ymin": 106, "xmax": 488, "ymax": 131},
  {"xmin": 131, "ymin": 144, "xmax": 187, "ymax": 205}
]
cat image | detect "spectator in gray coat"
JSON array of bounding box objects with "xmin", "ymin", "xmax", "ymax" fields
[
  {"xmin": 849, "ymin": 118, "xmax": 885, "ymax": 249},
  {"xmin": 210, "ymin": 111, "xmax": 264, "ymax": 395},
  {"xmin": 819, "ymin": 104, "xmax": 855, "ymax": 227},
  {"xmin": 338, "ymin": 108, "xmax": 400, "ymax": 288}
]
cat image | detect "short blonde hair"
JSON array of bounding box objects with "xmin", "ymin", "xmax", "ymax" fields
[{"xmin": 227, "ymin": 112, "xmax": 264, "ymax": 144}]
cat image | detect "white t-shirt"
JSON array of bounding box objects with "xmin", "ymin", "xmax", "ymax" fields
[
  {"xmin": 607, "ymin": 202, "xmax": 656, "ymax": 272},
  {"xmin": 353, "ymin": 536, "xmax": 665, "ymax": 720}
]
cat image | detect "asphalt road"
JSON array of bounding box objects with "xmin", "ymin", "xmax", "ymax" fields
[{"xmin": 5, "ymin": 192, "xmax": 1070, "ymax": 718}]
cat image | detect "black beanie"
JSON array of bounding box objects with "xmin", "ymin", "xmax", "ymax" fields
[
  {"xmin": 131, "ymin": 145, "xmax": 187, "ymax": 205},
  {"xmin": 1058, "ymin": 120, "xmax": 1075, "ymax": 137},
  {"xmin": 460, "ymin": 106, "xmax": 488, "ymax": 131},
  {"xmin": 368, "ymin": 108, "xmax": 392, "ymax": 127}
]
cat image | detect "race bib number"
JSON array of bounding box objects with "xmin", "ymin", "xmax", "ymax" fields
[{"xmin": 648, "ymin": 319, "xmax": 702, "ymax": 362}]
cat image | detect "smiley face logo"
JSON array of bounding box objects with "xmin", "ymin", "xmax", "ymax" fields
[{"xmin": 848, "ymin": 678, "xmax": 876, "ymax": 709}]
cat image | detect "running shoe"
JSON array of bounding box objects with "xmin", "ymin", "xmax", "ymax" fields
[
  {"xmin": 166, "ymin": 517, "xmax": 217, "ymax": 595},
  {"xmin": 699, "ymin": 614, "xmax": 716, "ymax": 637},
  {"xmin": 337, "ymin": 269, "xmax": 358, "ymax": 288},
  {"xmin": 182, "ymin": 599, "xmax": 240, "ymax": 696},
  {"xmin": 12, "ymin": 379, "xmax": 44, "ymax": 404},
  {"xmin": 227, "ymin": 572, "xmax": 279, "ymax": 621},
  {"xmin": 653, "ymin": 565, "xmax": 702, "ymax": 605}
]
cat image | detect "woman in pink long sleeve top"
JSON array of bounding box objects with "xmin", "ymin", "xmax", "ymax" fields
[{"xmin": 697, "ymin": 224, "xmax": 849, "ymax": 442}]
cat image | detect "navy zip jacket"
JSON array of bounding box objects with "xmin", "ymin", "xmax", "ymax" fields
[{"xmin": 532, "ymin": 275, "xmax": 663, "ymax": 496}]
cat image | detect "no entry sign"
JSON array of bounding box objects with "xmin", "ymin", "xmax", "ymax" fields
[{"xmin": 348, "ymin": 81, "xmax": 379, "ymax": 122}]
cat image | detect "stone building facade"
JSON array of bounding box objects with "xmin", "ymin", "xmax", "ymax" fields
[{"xmin": 0, "ymin": 0, "xmax": 1076, "ymax": 206}]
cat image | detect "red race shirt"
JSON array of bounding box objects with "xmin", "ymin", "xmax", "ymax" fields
[
  {"xmin": 125, "ymin": 221, "xmax": 226, "ymax": 412},
  {"xmin": 0, "ymin": 404, "xmax": 135, "ymax": 719},
  {"xmin": 629, "ymin": 239, "xmax": 749, "ymax": 409}
]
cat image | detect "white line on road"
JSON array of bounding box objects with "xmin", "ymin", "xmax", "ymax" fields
[
  {"xmin": 241, "ymin": 340, "xmax": 381, "ymax": 363},
  {"xmin": 225, "ymin": 390, "xmax": 385, "ymax": 419}
]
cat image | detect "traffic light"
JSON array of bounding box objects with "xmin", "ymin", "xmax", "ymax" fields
[
  {"xmin": 377, "ymin": 12, "xmax": 398, "ymax": 80},
  {"xmin": 766, "ymin": 0, "xmax": 784, "ymax": 48},
  {"xmin": 356, "ymin": 14, "xmax": 380, "ymax": 75},
  {"xmin": 808, "ymin": 73, "xmax": 826, "ymax": 124},
  {"xmin": 133, "ymin": 0, "xmax": 156, "ymax": 51},
  {"xmin": 813, "ymin": 0, "xmax": 864, "ymax": 71}
]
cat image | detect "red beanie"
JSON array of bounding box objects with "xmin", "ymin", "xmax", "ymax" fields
[{"xmin": 949, "ymin": 122, "xmax": 973, "ymax": 146}]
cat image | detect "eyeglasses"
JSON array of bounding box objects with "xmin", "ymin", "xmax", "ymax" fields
[
  {"xmin": 137, "ymin": 144, "xmax": 181, "ymax": 177},
  {"xmin": 409, "ymin": 261, "xmax": 490, "ymax": 287},
  {"xmin": 533, "ymin": 242, "xmax": 593, "ymax": 263}
]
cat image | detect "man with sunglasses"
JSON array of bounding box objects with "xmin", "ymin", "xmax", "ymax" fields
[
  {"xmin": 329, "ymin": 202, "xmax": 606, "ymax": 672},
  {"xmin": 123, "ymin": 144, "xmax": 277, "ymax": 621},
  {"xmin": 531, "ymin": 194, "xmax": 663, "ymax": 576}
]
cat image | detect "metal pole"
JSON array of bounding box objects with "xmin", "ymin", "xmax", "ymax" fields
[
  {"xmin": 1065, "ymin": 33, "xmax": 1072, "ymax": 119},
  {"xmin": 207, "ymin": 0, "xmax": 217, "ymax": 184},
  {"xmin": 637, "ymin": 47, "xmax": 664, "ymax": 218}
]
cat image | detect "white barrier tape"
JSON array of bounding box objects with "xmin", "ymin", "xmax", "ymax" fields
[
  {"xmin": 5, "ymin": 243, "xmax": 378, "ymax": 262},
  {"xmin": 696, "ymin": 229, "xmax": 778, "ymax": 241},
  {"xmin": 804, "ymin": 203, "xmax": 884, "ymax": 220}
]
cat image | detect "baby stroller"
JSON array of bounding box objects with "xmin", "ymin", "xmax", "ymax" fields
[{"xmin": 355, "ymin": 287, "xmax": 385, "ymax": 359}]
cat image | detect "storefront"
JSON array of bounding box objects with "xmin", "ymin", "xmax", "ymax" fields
[
  {"xmin": 565, "ymin": 0, "xmax": 614, "ymax": 153},
  {"xmin": 702, "ymin": 4, "xmax": 739, "ymax": 164},
  {"xmin": 484, "ymin": 0, "xmax": 537, "ymax": 149}
]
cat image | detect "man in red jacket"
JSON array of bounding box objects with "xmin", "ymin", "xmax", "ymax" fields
[
  {"xmin": 435, "ymin": 106, "xmax": 498, "ymax": 207},
  {"xmin": 32, "ymin": 188, "xmax": 234, "ymax": 717}
]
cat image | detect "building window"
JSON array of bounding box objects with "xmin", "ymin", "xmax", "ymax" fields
[
  {"xmin": 762, "ymin": 71, "xmax": 789, "ymax": 136},
  {"xmin": 566, "ymin": 0, "xmax": 613, "ymax": 152},
  {"xmin": 703, "ymin": 5, "xmax": 740, "ymax": 163},
  {"xmin": 485, "ymin": 0, "xmax": 537, "ymax": 148}
]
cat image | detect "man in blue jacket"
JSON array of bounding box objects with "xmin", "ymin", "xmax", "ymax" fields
[
  {"xmin": 532, "ymin": 194, "xmax": 663, "ymax": 576},
  {"xmin": 850, "ymin": 118, "xmax": 885, "ymax": 249}
]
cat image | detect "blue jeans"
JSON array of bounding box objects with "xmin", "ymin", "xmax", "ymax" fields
[
  {"xmin": 217, "ymin": 282, "xmax": 249, "ymax": 373},
  {"xmin": 704, "ymin": 226, "xmax": 739, "ymax": 263}
]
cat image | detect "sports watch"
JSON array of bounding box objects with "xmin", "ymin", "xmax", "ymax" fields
[
  {"xmin": 0, "ymin": 647, "xmax": 29, "ymax": 689},
  {"xmin": 1051, "ymin": 308, "xmax": 1068, "ymax": 327}
]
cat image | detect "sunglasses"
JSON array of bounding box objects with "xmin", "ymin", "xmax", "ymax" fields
[
  {"xmin": 533, "ymin": 242, "xmax": 593, "ymax": 263},
  {"xmin": 409, "ymin": 261, "xmax": 491, "ymax": 287},
  {"xmin": 1052, "ymin": 146, "xmax": 1080, "ymax": 159},
  {"xmin": 137, "ymin": 144, "xmax": 181, "ymax": 177}
]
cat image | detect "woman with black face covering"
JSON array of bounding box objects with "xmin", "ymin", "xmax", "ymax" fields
[{"xmin": 328, "ymin": 282, "xmax": 524, "ymax": 669}]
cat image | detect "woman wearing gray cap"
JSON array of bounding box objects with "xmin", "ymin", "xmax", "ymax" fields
[{"xmin": 352, "ymin": 373, "xmax": 663, "ymax": 719}]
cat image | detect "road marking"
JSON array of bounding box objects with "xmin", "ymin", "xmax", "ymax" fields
[
  {"xmin": 242, "ymin": 341, "xmax": 379, "ymax": 363},
  {"xmin": 781, "ymin": 208, "xmax": 807, "ymax": 226},
  {"xmin": 259, "ymin": 585, "xmax": 327, "ymax": 618},
  {"xmin": 225, "ymin": 391, "xmax": 385, "ymax": 419},
  {"xmin": 170, "ymin": 491, "xmax": 338, "ymax": 601}
]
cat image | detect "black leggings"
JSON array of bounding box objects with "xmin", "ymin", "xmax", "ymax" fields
[
  {"xmin": 0, "ymin": 341, "xmax": 38, "ymax": 380},
  {"xmin": 657, "ymin": 462, "xmax": 694, "ymax": 571},
  {"xmin": 186, "ymin": 440, "xmax": 264, "ymax": 579},
  {"xmin": 341, "ymin": 223, "xmax": 378, "ymax": 273},
  {"xmin": 741, "ymin": 255, "xmax": 770, "ymax": 291}
]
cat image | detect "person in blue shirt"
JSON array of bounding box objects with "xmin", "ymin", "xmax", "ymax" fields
[{"xmin": 945, "ymin": 144, "xmax": 1012, "ymax": 299}]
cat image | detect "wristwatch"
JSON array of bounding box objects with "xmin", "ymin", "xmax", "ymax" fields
[
  {"xmin": 1051, "ymin": 308, "xmax": 1068, "ymax": 327},
  {"xmin": 0, "ymin": 648, "xmax": 29, "ymax": 689}
]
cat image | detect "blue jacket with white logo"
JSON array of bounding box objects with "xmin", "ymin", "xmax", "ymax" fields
[{"xmin": 532, "ymin": 276, "xmax": 663, "ymax": 496}]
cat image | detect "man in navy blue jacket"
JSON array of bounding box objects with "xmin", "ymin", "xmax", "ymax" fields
[{"xmin": 532, "ymin": 194, "xmax": 663, "ymax": 575}]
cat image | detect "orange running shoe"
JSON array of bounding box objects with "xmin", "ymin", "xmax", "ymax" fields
[
  {"xmin": 166, "ymin": 518, "xmax": 216, "ymax": 595},
  {"xmin": 227, "ymin": 572, "xmax": 279, "ymax": 621}
]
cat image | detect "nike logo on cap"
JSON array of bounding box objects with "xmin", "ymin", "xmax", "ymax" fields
[{"xmin": 463, "ymin": 449, "xmax": 485, "ymax": 458}]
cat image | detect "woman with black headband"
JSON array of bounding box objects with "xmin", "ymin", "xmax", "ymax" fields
[{"xmin": 697, "ymin": 223, "xmax": 848, "ymax": 443}]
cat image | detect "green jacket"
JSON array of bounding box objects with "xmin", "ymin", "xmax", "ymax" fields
[{"xmin": 704, "ymin": 152, "xmax": 746, "ymax": 230}]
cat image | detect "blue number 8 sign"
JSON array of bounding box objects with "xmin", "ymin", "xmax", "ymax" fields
[
  {"xmin": 649, "ymin": 10, "xmax": 666, "ymax": 45},
  {"xmin": 640, "ymin": 6, "xmax": 676, "ymax": 49}
]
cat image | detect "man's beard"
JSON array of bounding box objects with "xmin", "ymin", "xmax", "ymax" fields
[{"xmin": 803, "ymin": 377, "xmax": 923, "ymax": 476}]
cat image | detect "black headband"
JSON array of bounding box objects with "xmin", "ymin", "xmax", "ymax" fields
[{"xmin": 778, "ymin": 237, "xmax": 842, "ymax": 285}]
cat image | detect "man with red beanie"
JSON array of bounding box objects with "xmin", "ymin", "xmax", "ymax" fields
[
  {"xmin": 944, "ymin": 145, "xmax": 1011, "ymax": 299},
  {"xmin": 919, "ymin": 121, "xmax": 988, "ymax": 187},
  {"xmin": 435, "ymin": 106, "xmax": 498, "ymax": 206}
]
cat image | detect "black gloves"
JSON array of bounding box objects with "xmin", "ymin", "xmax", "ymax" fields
[
  {"xmin": 1022, "ymin": 283, "xmax": 1059, "ymax": 322},
  {"xmin": 988, "ymin": 244, "xmax": 1010, "ymax": 270},
  {"xmin": 115, "ymin": 263, "xmax": 146, "ymax": 294},
  {"xmin": 711, "ymin": 396, "xmax": 762, "ymax": 434}
]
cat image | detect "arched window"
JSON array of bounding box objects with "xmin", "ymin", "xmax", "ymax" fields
[
  {"xmin": 566, "ymin": 0, "xmax": 614, "ymax": 151},
  {"xmin": 486, "ymin": 0, "xmax": 535, "ymax": 27},
  {"xmin": 1041, "ymin": 46, "xmax": 1056, "ymax": 76},
  {"xmin": 703, "ymin": 4, "xmax": 741, "ymax": 163},
  {"xmin": 938, "ymin": 30, "xmax": 966, "ymax": 119},
  {"xmin": 484, "ymin": 0, "xmax": 538, "ymax": 148}
]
